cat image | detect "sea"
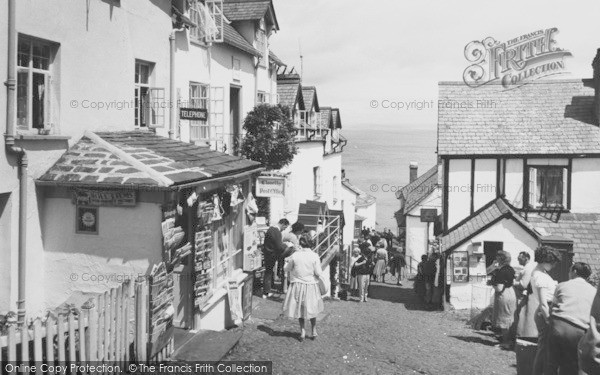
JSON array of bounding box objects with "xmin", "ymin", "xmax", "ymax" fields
[{"xmin": 341, "ymin": 126, "xmax": 438, "ymax": 231}]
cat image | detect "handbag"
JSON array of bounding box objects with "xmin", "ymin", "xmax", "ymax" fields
[
  {"xmin": 317, "ymin": 274, "xmax": 329, "ymax": 296},
  {"xmin": 578, "ymin": 315, "xmax": 600, "ymax": 374}
]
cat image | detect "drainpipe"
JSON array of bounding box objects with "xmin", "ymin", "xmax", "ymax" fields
[
  {"xmin": 169, "ymin": 28, "xmax": 185, "ymax": 139},
  {"xmin": 4, "ymin": 0, "xmax": 28, "ymax": 325}
]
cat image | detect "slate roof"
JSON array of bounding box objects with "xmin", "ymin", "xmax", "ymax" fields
[
  {"xmin": 269, "ymin": 50, "xmax": 285, "ymax": 66},
  {"xmin": 440, "ymin": 198, "xmax": 538, "ymax": 252},
  {"xmin": 297, "ymin": 200, "xmax": 328, "ymax": 228},
  {"xmin": 223, "ymin": 23, "xmax": 262, "ymax": 57},
  {"xmin": 277, "ymin": 75, "xmax": 304, "ymax": 110},
  {"xmin": 301, "ymin": 86, "xmax": 319, "ymax": 112},
  {"xmin": 223, "ymin": 0, "xmax": 279, "ymax": 30},
  {"xmin": 319, "ymin": 107, "xmax": 333, "ymax": 129},
  {"xmin": 396, "ymin": 165, "xmax": 438, "ymax": 215},
  {"xmin": 331, "ymin": 108, "xmax": 342, "ymax": 129},
  {"xmin": 437, "ymin": 79, "xmax": 600, "ymax": 156},
  {"xmin": 342, "ymin": 178, "xmax": 361, "ymax": 196},
  {"xmin": 37, "ymin": 131, "xmax": 262, "ymax": 189},
  {"xmin": 527, "ymin": 213, "xmax": 600, "ymax": 271},
  {"xmin": 329, "ymin": 209, "xmax": 345, "ymax": 228}
]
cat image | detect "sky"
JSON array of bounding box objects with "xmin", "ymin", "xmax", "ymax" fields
[{"xmin": 269, "ymin": 0, "xmax": 600, "ymax": 130}]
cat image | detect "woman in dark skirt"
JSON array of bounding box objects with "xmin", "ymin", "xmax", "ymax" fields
[
  {"xmin": 414, "ymin": 254, "xmax": 428, "ymax": 299},
  {"xmin": 490, "ymin": 250, "xmax": 517, "ymax": 350}
]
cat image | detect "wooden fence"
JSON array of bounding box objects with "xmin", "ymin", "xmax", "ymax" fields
[{"xmin": 0, "ymin": 279, "xmax": 173, "ymax": 373}]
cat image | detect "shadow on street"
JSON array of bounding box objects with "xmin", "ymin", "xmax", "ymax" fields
[{"xmin": 365, "ymin": 281, "xmax": 433, "ymax": 311}]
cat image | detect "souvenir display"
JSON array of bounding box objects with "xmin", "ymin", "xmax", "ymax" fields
[
  {"xmin": 148, "ymin": 262, "xmax": 174, "ymax": 355},
  {"xmin": 243, "ymin": 224, "xmax": 262, "ymax": 272},
  {"xmin": 161, "ymin": 204, "xmax": 185, "ymax": 265},
  {"xmin": 194, "ymin": 228, "xmax": 213, "ymax": 308}
]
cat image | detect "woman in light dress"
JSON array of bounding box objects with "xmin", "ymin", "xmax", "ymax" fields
[
  {"xmin": 373, "ymin": 241, "xmax": 389, "ymax": 283},
  {"xmin": 283, "ymin": 232, "xmax": 324, "ymax": 341}
]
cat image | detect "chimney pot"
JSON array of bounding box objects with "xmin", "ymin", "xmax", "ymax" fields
[
  {"xmin": 592, "ymin": 48, "xmax": 600, "ymax": 125},
  {"xmin": 409, "ymin": 162, "xmax": 418, "ymax": 183}
]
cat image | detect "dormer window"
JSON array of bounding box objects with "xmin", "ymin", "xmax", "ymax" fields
[
  {"xmin": 527, "ymin": 165, "xmax": 568, "ymax": 210},
  {"xmin": 256, "ymin": 19, "xmax": 267, "ymax": 67}
]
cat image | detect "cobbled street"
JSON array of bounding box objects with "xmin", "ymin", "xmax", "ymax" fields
[{"xmin": 225, "ymin": 278, "xmax": 517, "ymax": 375}]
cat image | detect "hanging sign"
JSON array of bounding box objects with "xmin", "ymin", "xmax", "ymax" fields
[
  {"xmin": 73, "ymin": 189, "xmax": 136, "ymax": 207},
  {"xmin": 180, "ymin": 107, "xmax": 208, "ymax": 121},
  {"xmin": 76, "ymin": 206, "xmax": 99, "ymax": 234},
  {"xmin": 256, "ymin": 176, "xmax": 285, "ymax": 198},
  {"xmin": 420, "ymin": 208, "xmax": 437, "ymax": 223}
]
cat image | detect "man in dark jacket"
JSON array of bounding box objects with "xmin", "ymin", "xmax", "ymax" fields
[{"xmin": 262, "ymin": 218, "xmax": 289, "ymax": 297}]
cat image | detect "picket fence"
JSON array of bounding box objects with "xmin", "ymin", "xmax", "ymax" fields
[{"xmin": 0, "ymin": 279, "xmax": 173, "ymax": 373}]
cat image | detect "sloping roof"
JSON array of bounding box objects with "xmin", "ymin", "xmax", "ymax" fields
[
  {"xmin": 277, "ymin": 77, "xmax": 305, "ymax": 111},
  {"xmin": 331, "ymin": 108, "xmax": 342, "ymax": 129},
  {"xmin": 342, "ymin": 178, "xmax": 361, "ymax": 196},
  {"xmin": 301, "ymin": 86, "xmax": 319, "ymax": 112},
  {"xmin": 319, "ymin": 107, "xmax": 333, "ymax": 129},
  {"xmin": 37, "ymin": 131, "xmax": 262, "ymax": 189},
  {"xmin": 297, "ymin": 200, "xmax": 328, "ymax": 228},
  {"xmin": 528, "ymin": 213, "xmax": 600, "ymax": 271},
  {"xmin": 223, "ymin": 0, "xmax": 279, "ymax": 30},
  {"xmin": 437, "ymin": 79, "xmax": 600, "ymax": 156},
  {"xmin": 440, "ymin": 198, "xmax": 539, "ymax": 252},
  {"xmin": 269, "ymin": 50, "xmax": 285, "ymax": 66},
  {"xmin": 223, "ymin": 23, "xmax": 262, "ymax": 57},
  {"xmin": 396, "ymin": 165, "xmax": 438, "ymax": 214}
]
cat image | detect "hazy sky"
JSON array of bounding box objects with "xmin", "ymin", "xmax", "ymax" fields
[{"xmin": 269, "ymin": 0, "xmax": 600, "ymax": 130}]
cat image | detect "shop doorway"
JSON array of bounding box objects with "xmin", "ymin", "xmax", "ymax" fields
[
  {"xmin": 483, "ymin": 241, "xmax": 503, "ymax": 269},
  {"xmin": 229, "ymin": 86, "xmax": 241, "ymax": 155},
  {"xmin": 172, "ymin": 261, "xmax": 193, "ymax": 329}
]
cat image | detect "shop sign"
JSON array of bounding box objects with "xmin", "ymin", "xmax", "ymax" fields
[
  {"xmin": 180, "ymin": 107, "xmax": 208, "ymax": 121},
  {"xmin": 256, "ymin": 176, "xmax": 285, "ymax": 198},
  {"xmin": 76, "ymin": 206, "xmax": 99, "ymax": 235},
  {"xmin": 227, "ymin": 281, "xmax": 243, "ymax": 326},
  {"xmin": 420, "ymin": 208, "xmax": 437, "ymax": 223},
  {"xmin": 73, "ymin": 189, "xmax": 136, "ymax": 207}
]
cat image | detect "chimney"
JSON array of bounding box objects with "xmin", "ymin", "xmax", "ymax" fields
[
  {"xmin": 409, "ymin": 162, "xmax": 418, "ymax": 183},
  {"xmin": 593, "ymin": 48, "xmax": 600, "ymax": 124}
]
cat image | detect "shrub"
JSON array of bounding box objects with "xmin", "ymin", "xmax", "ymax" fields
[{"xmin": 240, "ymin": 104, "xmax": 297, "ymax": 170}]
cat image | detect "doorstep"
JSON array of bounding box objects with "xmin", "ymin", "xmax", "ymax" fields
[{"xmin": 171, "ymin": 328, "xmax": 243, "ymax": 362}]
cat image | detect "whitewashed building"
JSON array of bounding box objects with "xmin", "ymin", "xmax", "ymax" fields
[
  {"xmin": 438, "ymin": 53, "xmax": 600, "ymax": 309},
  {"xmin": 395, "ymin": 163, "xmax": 441, "ymax": 265}
]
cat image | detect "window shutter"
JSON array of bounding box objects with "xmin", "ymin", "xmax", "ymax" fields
[
  {"xmin": 148, "ymin": 87, "xmax": 165, "ymax": 128},
  {"xmin": 45, "ymin": 75, "xmax": 52, "ymax": 130},
  {"xmin": 562, "ymin": 167, "xmax": 568, "ymax": 208},
  {"xmin": 206, "ymin": 0, "xmax": 224, "ymax": 43},
  {"xmin": 209, "ymin": 86, "xmax": 224, "ymax": 150},
  {"xmin": 528, "ymin": 167, "xmax": 537, "ymax": 208}
]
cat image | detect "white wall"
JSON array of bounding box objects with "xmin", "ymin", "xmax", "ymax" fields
[
  {"xmin": 504, "ymin": 159, "xmax": 523, "ymax": 208},
  {"xmin": 341, "ymin": 186, "xmax": 357, "ymax": 247},
  {"xmin": 572, "ymin": 158, "xmax": 600, "ymax": 213},
  {"xmin": 322, "ymin": 153, "xmax": 342, "ymax": 210},
  {"xmin": 42, "ymin": 198, "xmax": 163, "ymax": 312},
  {"xmin": 449, "ymin": 218, "xmax": 538, "ymax": 310},
  {"xmin": 473, "ymin": 159, "xmax": 497, "ymax": 211},
  {"xmin": 405, "ymin": 190, "xmax": 441, "ymax": 262},
  {"xmin": 357, "ymin": 203, "xmax": 376, "ymax": 229},
  {"xmin": 447, "ymin": 159, "xmax": 471, "ymax": 228}
]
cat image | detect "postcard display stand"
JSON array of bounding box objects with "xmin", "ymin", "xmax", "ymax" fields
[
  {"xmin": 194, "ymin": 200, "xmax": 215, "ymax": 308},
  {"xmin": 147, "ymin": 262, "xmax": 174, "ymax": 357}
]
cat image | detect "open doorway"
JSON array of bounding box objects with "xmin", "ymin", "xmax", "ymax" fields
[
  {"xmin": 229, "ymin": 86, "xmax": 241, "ymax": 155},
  {"xmin": 483, "ymin": 241, "xmax": 503, "ymax": 269}
]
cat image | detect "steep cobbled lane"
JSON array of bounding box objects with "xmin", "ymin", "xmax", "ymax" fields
[{"xmin": 225, "ymin": 279, "xmax": 516, "ymax": 375}]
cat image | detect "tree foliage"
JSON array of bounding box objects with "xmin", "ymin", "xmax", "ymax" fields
[{"xmin": 240, "ymin": 104, "xmax": 298, "ymax": 170}]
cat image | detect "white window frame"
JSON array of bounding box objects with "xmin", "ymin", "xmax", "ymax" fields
[
  {"xmin": 313, "ymin": 166, "xmax": 322, "ymax": 198},
  {"xmin": 135, "ymin": 60, "xmax": 164, "ymax": 128},
  {"xmin": 256, "ymin": 20, "xmax": 267, "ymax": 67},
  {"xmin": 17, "ymin": 36, "xmax": 55, "ymax": 131},
  {"xmin": 232, "ymin": 57, "xmax": 241, "ymax": 82},
  {"xmin": 205, "ymin": 0, "xmax": 224, "ymax": 43},
  {"xmin": 528, "ymin": 165, "xmax": 568, "ymax": 210},
  {"xmin": 189, "ymin": 1, "xmax": 206, "ymax": 42},
  {"xmin": 257, "ymin": 91, "xmax": 269, "ymax": 104},
  {"xmin": 189, "ymin": 82, "xmax": 210, "ymax": 142},
  {"xmin": 209, "ymin": 86, "xmax": 225, "ymax": 150}
]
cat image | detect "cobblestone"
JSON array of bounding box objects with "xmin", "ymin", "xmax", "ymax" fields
[{"xmin": 225, "ymin": 278, "xmax": 517, "ymax": 375}]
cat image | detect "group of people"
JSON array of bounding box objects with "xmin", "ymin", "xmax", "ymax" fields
[
  {"xmin": 488, "ymin": 246, "xmax": 600, "ymax": 374},
  {"xmin": 261, "ymin": 218, "xmax": 325, "ymax": 341},
  {"xmin": 414, "ymin": 253, "xmax": 443, "ymax": 310},
  {"xmin": 348, "ymin": 231, "xmax": 406, "ymax": 302}
]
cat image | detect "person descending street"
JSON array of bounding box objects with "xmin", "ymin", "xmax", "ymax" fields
[
  {"xmin": 531, "ymin": 245, "xmax": 560, "ymax": 375},
  {"xmin": 514, "ymin": 251, "xmax": 539, "ymax": 339},
  {"xmin": 354, "ymin": 245, "xmax": 373, "ymax": 302},
  {"xmin": 283, "ymin": 232, "xmax": 325, "ymax": 341},
  {"xmin": 546, "ymin": 262, "xmax": 596, "ymax": 375},
  {"xmin": 423, "ymin": 253, "xmax": 438, "ymax": 307},
  {"xmin": 489, "ymin": 250, "xmax": 517, "ymax": 350},
  {"xmin": 349, "ymin": 247, "xmax": 361, "ymax": 296},
  {"xmin": 414, "ymin": 254, "xmax": 428, "ymax": 299},
  {"xmin": 373, "ymin": 240, "xmax": 389, "ymax": 283},
  {"xmin": 262, "ymin": 218, "xmax": 290, "ymax": 298}
]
